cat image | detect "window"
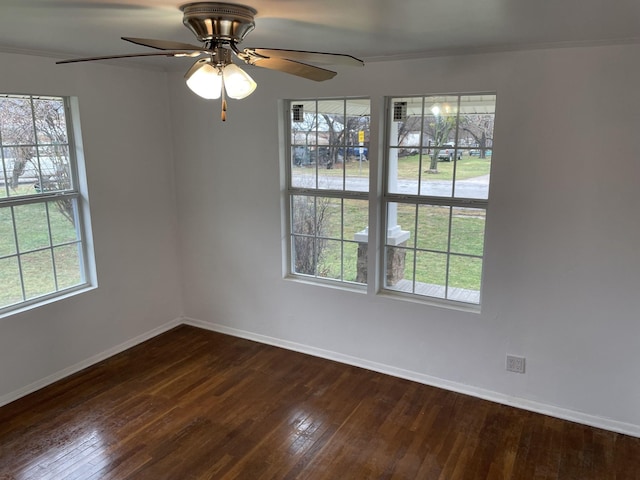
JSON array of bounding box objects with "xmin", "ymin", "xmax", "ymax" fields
[
  {"xmin": 383, "ymin": 94, "xmax": 495, "ymax": 305},
  {"xmin": 286, "ymin": 99, "xmax": 370, "ymax": 285},
  {"xmin": 0, "ymin": 94, "xmax": 93, "ymax": 315}
]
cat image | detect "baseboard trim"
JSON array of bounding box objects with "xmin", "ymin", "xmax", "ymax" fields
[
  {"xmin": 3, "ymin": 316, "xmax": 638, "ymax": 438},
  {"xmin": 0, "ymin": 317, "xmax": 183, "ymax": 408},
  {"xmin": 183, "ymin": 317, "xmax": 640, "ymax": 438}
]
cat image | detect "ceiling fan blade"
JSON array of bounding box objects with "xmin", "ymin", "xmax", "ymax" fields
[
  {"xmin": 56, "ymin": 51, "xmax": 201, "ymax": 64},
  {"xmin": 251, "ymin": 57, "xmax": 336, "ymax": 81},
  {"xmin": 122, "ymin": 37, "xmax": 205, "ymax": 52},
  {"xmin": 246, "ymin": 48, "xmax": 364, "ymax": 67}
]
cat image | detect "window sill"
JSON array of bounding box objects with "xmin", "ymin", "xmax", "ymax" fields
[
  {"xmin": 377, "ymin": 287, "xmax": 482, "ymax": 314},
  {"xmin": 0, "ymin": 284, "xmax": 97, "ymax": 320},
  {"xmin": 284, "ymin": 274, "xmax": 368, "ymax": 295}
]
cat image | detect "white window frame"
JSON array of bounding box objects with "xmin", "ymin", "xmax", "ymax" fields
[
  {"xmin": 0, "ymin": 94, "xmax": 94, "ymax": 317},
  {"xmin": 381, "ymin": 93, "xmax": 495, "ymax": 308},
  {"xmin": 284, "ymin": 98, "xmax": 370, "ymax": 287}
]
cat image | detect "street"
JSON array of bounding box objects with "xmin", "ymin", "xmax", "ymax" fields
[{"xmin": 293, "ymin": 173, "xmax": 490, "ymax": 199}]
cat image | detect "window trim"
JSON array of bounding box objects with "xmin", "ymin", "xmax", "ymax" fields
[
  {"xmin": 284, "ymin": 97, "xmax": 371, "ymax": 287},
  {"xmin": 281, "ymin": 93, "xmax": 493, "ymax": 311},
  {"xmin": 0, "ymin": 94, "xmax": 95, "ymax": 318},
  {"xmin": 379, "ymin": 93, "xmax": 495, "ymax": 308}
]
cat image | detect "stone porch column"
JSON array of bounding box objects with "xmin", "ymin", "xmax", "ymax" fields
[{"xmin": 354, "ymin": 119, "xmax": 410, "ymax": 285}]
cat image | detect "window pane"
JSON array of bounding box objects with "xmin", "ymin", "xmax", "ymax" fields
[
  {"xmin": 343, "ymin": 102, "xmax": 369, "ymax": 192},
  {"xmin": 0, "ymin": 114, "xmax": 72, "ymax": 197},
  {"xmin": 317, "ymin": 197, "xmax": 338, "ymax": 239},
  {"xmin": 343, "ymin": 241, "xmax": 362, "ymax": 283},
  {"xmin": 448, "ymin": 255, "xmax": 482, "ymax": 304},
  {"xmin": 291, "ymin": 158, "xmax": 318, "ymax": 189},
  {"xmin": 450, "ymin": 208, "xmax": 486, "ymax": 256},
  {"xmin": 456, "ymin": 95, "xmax": 495, "ymax": 147},
  {"xmin": 323, "ymin": 197, "xmax": 342, "ymax": 240},
  {"xmin": 0, "ymin": 256, "xmax": 23, "ymax": 308},
  {"xmin": 385, "ymin": 247, "xmax": 414, "ymax": 291},
  {"xmin": 0, "ymin": 94, "xmax": 91, "ymax": 315},
  {"xmin": 33, "ymin": 97, "xmax": 68, "ymax": 145},
  {"xmin": 385, "ymin": 93, "xmax": 492, "ymax": 305},
  {"xmin": 419, "ymin": 147, "xmax": 454, "ymax": 197},
  {"xmin": 49, "ymin": 199, "xmax": 79, "ymax": 245},
  {"xmin": 54, "ymin": 243, "xmax": 83, "ymax": 289},
  {"xmin": 389, "ymin": 97, "xmax": 423, "ymax": 148},
  {"xmin": 36, "ymin": 145, "xmax": 71, "ymax": 193},
  {"xmin": 454, "ymin": 96, "xmax": 494, "ymax": 200},
  {"xmin": 388, "ymin": 147, "xmax": 420, "ymax": 195},
  {"xmin": 388, "ymin": 202, "xmax": 415, "ymax": 248},
  {"xmin": 343, "ymin": 199, "xmax": 368, "ymax": 240},
  {"xmin": 453, "ymin": 154, "xmax": 491, "ymax": 200},
  {"xmin": 388, "ymin": 98, "xmax": 428, "ymax": 196},
  {"xmin": 343, "ymin": 150, "xmax": 368, "ymax": 192},
  {"xmin": 288, "ymin": 97, "xmax": 369, "ymax": 287},
  {"xmin": 292, "ymin": 235, "xmax": 317, "ymax": 276},
  {"xmin": 317, "ymin": 239, "xmax": 341, "ymax": 280},
  {"xmin": 317, "ymin": 163, "xmax": 344, "ymax": 190},
  {"xmin": 416, "ymin": 205, "xmax": 450, "ymax": 252},
  {"xmin": 290, "ymin": 101, "xmax": 318, "ymax": 188},
  {"xmin": 291, "ymin": 101, "xmax": 317, "ymax": 145},
  {"xmin": 290, "ymin": 198, "xmax": 338, "ymax": 276},
  {"xmin": 423, "ymin": 96, "xmax": 459, "ymax": 147},
  {"xmin": 0, "ymin": 206, "xmax": 17, "ymax": 256},
  {"xmin": 21, "ymin": 249, "xmax": 55, "ymax": 299},
  {"xmin": 291, "ymin": 195, "xmax": 316, "ymax": 236},
  {"xmin": 3, "ymin": 146, "xmax": 38, "ymax": 198},
  {"xmin": 315, "ymin": 100, "xmax": 344, "ymax": 190},
  {"xmin": 415, "ymin": 251, "xmax": 447, "ymax": 298},
  {"xmin": 0, "ymin": 96, "xmax": 35, "ymax": 145},
  {"xmin": 14, "ymin": 202, "xmax": 51, "ymax": 252},
  {"xmin": 292, "ymin": 145, "xmax": 312, "ymax": 168},
  {"xmin": 317, "ymin": 100, "xmax": 345, "ymax": 137}
]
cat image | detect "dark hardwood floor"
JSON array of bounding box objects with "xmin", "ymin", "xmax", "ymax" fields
[{"xmin": 0, "ymin": 325, "xmax": 638, "ymax": 479}]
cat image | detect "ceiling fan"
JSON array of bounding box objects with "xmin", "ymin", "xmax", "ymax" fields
[{"xmin": 57, "ymin": 2, "xmax": 364, "ymax": 120}]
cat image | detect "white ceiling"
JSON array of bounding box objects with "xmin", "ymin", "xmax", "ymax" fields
[{"xmin": 1, "ymin": 0, "xmax": 640, "ymax": 69}]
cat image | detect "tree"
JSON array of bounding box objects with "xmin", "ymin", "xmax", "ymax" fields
[
  {"xmin": 461, "ymin": 114, "xmax": 494, "ymax": 159},
  {"xmin": 291, "ymin": 111, "xmax": 318, "ymax": 166},
  {"xmin": 292, "ymin": 195, "xmax": 332, "ymax": 275},
  {"xmin": 319, "ymin": 113, "xmax": 369, "ymax": 168},
  {"xmin": 290, "ymin": 107, "xmax": 369, "ymax": 275},
  {"xmin": 0, "ymin": 96, "xmax": 74, "ymax": 222},
  {"xmin": 395, "ymin": 116, "xmax": 422, "ymax": 157},
  {"xmin": 291, "ymin": 106, "xmax": 370, "ymax": 169},
  {"xmin": 423, "ymin": 114, "xmax": 457, "ymax": 172}
]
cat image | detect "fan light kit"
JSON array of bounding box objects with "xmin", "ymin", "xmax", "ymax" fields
[{"xmin": 58, "ymin": 2, "xmax": 364, "ymax": 121}]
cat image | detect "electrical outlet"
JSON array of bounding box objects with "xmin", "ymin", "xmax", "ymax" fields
[{"xmin": 506, "ymin": 355, "xmax": 526, "ymax": 374}]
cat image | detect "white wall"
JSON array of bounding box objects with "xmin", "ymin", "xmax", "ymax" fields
[
  {"xmin": 0, "ymin": 53, "xmax": 183, "ymax": 403},
  {"xmin": 169, "ymin": 44, "xmax": 640, "ymax": 435},
  {"xmin": 1, "ymin": 44, "xmax": 638, "ymax": 437}
]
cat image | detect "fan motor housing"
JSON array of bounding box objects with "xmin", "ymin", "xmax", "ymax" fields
[{"xmin": 180, "ymin": 2, "xmax": 257, "ymax": 43}]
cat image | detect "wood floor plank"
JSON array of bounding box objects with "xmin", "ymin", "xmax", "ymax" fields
[{"xmin": 0, "ymin": 325, "xmax": 638, "ymax": 479}]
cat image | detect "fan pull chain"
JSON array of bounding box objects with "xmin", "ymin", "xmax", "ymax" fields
[{"xmin": 221, "ymin": 75, "xmax": 228, "ymax": 121}]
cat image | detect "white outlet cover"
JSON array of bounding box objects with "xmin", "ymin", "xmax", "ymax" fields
[{"xmin": 506, "ymin": 355, "xmax": 526, "ymax": 374}]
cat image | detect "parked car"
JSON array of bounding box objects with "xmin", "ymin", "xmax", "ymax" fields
[
  {"xmin": 469, "ymin": 148, "xmax": 492, "ymax": 157},
  {"xmin": 437, "ymin": 143, "xmax": 462, "ymax": 161}
]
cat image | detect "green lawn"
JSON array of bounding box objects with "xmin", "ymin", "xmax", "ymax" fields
[
  {"xmin": 1, "ymin": 185, "xmax": 83, "ymax": 309},
  {"xmin": 292, "ymin": 152, "xmax": 489, "ymax": 292},
  {"xmin": 293, "ymin": 152, "xmax": 491, "ymax": 182},
  {"xmin": 4, "ymin": 162, "xmax": 488, "ymax": 310},
  {"xmin": 310, "ymin": 198, "xmax": 486, "ymax": 291},
  {"xmin": 396, "ymin": 153, "xmax": 491, "ymax": 181}
]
